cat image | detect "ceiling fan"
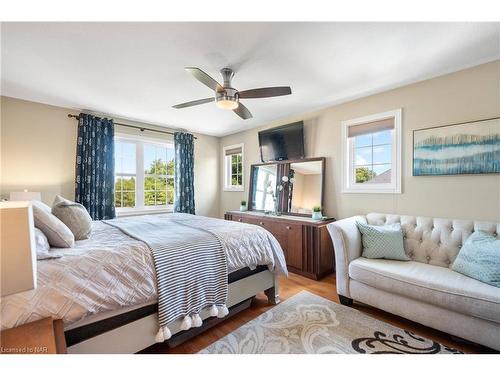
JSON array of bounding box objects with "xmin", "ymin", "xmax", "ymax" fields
[{"xmin": 172, "ymin": 67, "xmax": 292, "ymax": 120}]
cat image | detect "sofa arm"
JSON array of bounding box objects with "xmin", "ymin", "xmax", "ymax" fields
[{"xmin": 327, "ymin": 216, "xmax": 365, "ymax": 298}]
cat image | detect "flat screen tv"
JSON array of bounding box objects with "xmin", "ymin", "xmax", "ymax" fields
[{"xmin": 258, "ymin": 121, "xmax": 305, "ymax": 162}]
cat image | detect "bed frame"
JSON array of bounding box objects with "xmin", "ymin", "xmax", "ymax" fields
[{"xmin": 66, "ymin": 268, "xmax": 279, "ymax": 354}]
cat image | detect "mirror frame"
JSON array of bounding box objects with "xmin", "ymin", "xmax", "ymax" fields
[{"xmin": 248, "ymin": 156, "xmax": 326, "ymax": 217}]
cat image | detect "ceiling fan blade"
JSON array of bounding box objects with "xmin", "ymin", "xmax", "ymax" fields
[
  {"xmin": 172, "ymin": 97, "xmax": 214, "ymax": 109},
  {"xmin": 233, "ymin": 102, "xmax": 253, "ymax": 120},
  {"xmin": 185, "ymin": 67, "xmax": 224, "ymax": 92},
  {"xmin": 238, "ymin": 86, "xmax": 292, "ymax": 99}
]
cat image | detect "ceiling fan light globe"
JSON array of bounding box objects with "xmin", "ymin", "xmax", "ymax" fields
[{"xmin": 215, "ymin": 98, "xmax": 239, "ymax": 110}]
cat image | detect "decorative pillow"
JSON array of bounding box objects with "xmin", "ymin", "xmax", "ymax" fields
[
  {"xmin": 452, "ymin": 231, "xmax": 500, "ymax": 288},
  {"xmin": 34, "ymin": 228, "xmax": 62, "ymax": 260},
  {"xmin": 32, "ymin": 200, "xmax": 75, "ymax": 248},
  {"xmin": 51, "ymin": 195, "xmax": 92, "ymax": 240},
  {"xmin": 356, "ymin": 221, "xmax": 410, "ymax": 261},
  {"xmin": 34, "ymin": 200, "xmax": 52, "ymax": 213}
]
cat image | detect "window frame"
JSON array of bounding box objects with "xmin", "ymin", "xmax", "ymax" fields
[
  {"xmin": 223, "ymin": 143, "xmax": 244, "ymax": 192},
  {"xmin": 114, "ymin": 133, "xmax": 175, "ymax": 216},
  {"xmin": 341, "ymin": 109, "xmax": 402, "ymax": 194}
]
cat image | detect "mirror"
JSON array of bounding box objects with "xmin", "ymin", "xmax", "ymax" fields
[
  {"xmin": 249, "ymin": 157, "xmax": 324, "ymax": 216},
  {"xmin": 288, "ymin": 160, "xmax": 323, "ymax": 214},
  {"xmin": 250, "ymin": 164, "xmax": 277, "ymax": 212}
]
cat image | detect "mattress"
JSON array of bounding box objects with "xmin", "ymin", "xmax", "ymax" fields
[{"xmin": 0, "ymin": 214, "xmax": 287, "ymax": 330}]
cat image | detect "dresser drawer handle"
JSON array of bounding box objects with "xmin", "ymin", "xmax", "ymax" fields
[{"xmin": 286, "ymin": 226, "xmax": 291, "ymax": 230}]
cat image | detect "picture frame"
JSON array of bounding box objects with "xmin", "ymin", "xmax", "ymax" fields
[{"xmin": 413, "ymin": 117, "xmax": 500, "ymax": 176}]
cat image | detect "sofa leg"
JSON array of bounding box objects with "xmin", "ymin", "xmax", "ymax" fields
[{"xmin": 339, "ymin": 295, "xmax": 353, "ymax": 306}]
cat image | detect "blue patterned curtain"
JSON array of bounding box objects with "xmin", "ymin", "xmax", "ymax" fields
[
  {"xmin": 174, "ymin": 132, "xmax": 195, "ymax": 214},
  {"xmin": 75, "ymin": 113, "xmax": 115, "ymax": 220}
]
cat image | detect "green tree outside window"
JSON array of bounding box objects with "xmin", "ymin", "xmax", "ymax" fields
[{"xmin": 115, "ymin": 158, "xmax": 174, "ymax": 208}]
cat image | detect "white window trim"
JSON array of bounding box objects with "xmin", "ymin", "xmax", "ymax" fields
[
  {"xmin": 223, "ymin": 143, "xmax": 244, "ymax": 192},
  {"xmin": 114, "ymin": 133, "xmax": 175, "ymax": 216},
  {"xmin": 341, "ymin": 109, "xmax": 402, "ymax": 194}
]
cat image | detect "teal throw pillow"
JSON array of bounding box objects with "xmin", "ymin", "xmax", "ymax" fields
[
  {"xmin": 452, "ymin": 231, "xmax": 500, "ymax": 288},
  {"xmin": 356, "ymin": 221, "xmax": 410, "ymax": 261}
]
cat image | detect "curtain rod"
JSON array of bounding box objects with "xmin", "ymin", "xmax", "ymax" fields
[{"xmin": 67, "ymin": 114, "xmax": 197, "ymax": 139}]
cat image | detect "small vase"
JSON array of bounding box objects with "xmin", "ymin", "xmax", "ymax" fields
[
  {"xmin": 240, "ymin": 205, "xmax": 247, "ymax": 212},
  {"xmin": 312, "ymin": 211, "xmax": 322, "ymax": 220}
]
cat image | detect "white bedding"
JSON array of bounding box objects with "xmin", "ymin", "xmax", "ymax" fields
[{"xmin": 0, "ymin": 213, "xmax": 287, "ymax": 330}]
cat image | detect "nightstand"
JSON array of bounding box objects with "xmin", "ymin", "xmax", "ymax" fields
[{"xmin": 0, "ymin": 317, "xmax": 67, "ymax": 354}]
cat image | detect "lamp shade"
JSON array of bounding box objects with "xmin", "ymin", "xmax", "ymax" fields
[
  {"xmin": 0, "ymin": 201, "xmax": 37, "ymax": 297},
  {"xmin": 9, "ymin": 190, "xmax": 42, "ymax": 201}
]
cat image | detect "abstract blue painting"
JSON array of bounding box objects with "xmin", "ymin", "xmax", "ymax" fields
[{"xmin": 413, "ymin": 117, "xmax": 500, "ymax": 176}]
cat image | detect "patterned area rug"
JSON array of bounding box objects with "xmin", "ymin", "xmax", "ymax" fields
[{"xmin": 200, "ymin": 291, "xmax": 462, "ymax": 354}]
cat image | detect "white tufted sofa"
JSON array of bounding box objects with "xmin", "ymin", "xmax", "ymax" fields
[{"xmin": 327, "ymin": 213, "xmax": 500, "ymax": 350}]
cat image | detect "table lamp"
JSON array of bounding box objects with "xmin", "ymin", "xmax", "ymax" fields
[
  {"xmin": 0, "ymin": 201, "xmax": 38, "ymax": 297},
  {"xmin": 9, "ymin": 190, "xmax": 42, "ymax": 201}
]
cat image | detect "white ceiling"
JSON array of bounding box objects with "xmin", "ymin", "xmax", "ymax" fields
[{"xmin": 2, "ymin": 22, "xmax": 499, "ymax": 137}]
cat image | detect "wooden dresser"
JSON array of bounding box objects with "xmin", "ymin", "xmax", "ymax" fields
[{"xmin": 225, "ymin": 211, "xmax": 335, "ymax": 280}]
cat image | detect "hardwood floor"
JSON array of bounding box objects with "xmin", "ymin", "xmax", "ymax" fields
[{"xmin": 141, "ymin": 272, "xmax": 495, "ymax": 354}]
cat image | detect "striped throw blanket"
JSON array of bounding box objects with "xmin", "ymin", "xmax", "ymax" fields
[{"xmin": 106, "ymin": 215, "xmax": 228, "ymax": 342}]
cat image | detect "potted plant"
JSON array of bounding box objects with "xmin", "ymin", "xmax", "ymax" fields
[
  {"xmin": 240, "ymin": 200, "xmax": 247, "ymax": 212},
  {"xmin": 312, "ymin": 205, "xmax": 322, "ymax": 220}
]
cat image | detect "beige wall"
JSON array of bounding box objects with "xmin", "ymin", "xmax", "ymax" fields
[
  {"xmin": 2, "ymin": 61, "xmax": 499, "ymax": 222},
  {"xmin": 220, "ymin": 60, "xmax": 500, "ymax": 221},
  {"xmin": 0, "ymin": 96, "xmax": 220, "ymax": 218}
]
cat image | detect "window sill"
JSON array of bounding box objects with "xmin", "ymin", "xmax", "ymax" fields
[
  {"xmin": 223, "ymin": 187, "xmax": 244, "ymax": 192},
  {"xmin": 116, "ymin": 207, "xmax": 173, "ymax": 217},
  {"xmin": 342, "ymin": 188, "xmax": 402, "ymax": 194}
]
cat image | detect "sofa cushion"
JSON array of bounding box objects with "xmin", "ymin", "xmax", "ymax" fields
[
  {"xmin": 349, "ymin": 257, "xmax": 500, "ymax": 323},
  {"xmin": 452, "ymin": 231, "xmax": 500, "ymax": 287},
  {"xmin": 356, "ymin": 222, "xmax": 410, "ymax": 261}
]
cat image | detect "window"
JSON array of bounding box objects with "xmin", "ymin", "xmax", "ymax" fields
[
  {"xmin": 115, "ymin": 141, "xmax": 137, "ymax": 208},
  {"xmin": 114, "ymin": 135, "xmax": 175, "ymax": 214},
  {"xmin": 223, "ymin": 144, "xmax": 244, "ymax": 191},
  {"xmin": 143, "ymin": 143, "xmax": 174, "ymax": 207},
  {"xmin": 342, "ymin": 109, "xmax": 402, "ymax": 193}
]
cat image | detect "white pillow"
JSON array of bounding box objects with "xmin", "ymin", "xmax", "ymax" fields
[
  {"xmin": 33, "ymin": 199, "xmax": 51, "ymax": 212},
  {"xmin": 52, "ymin": 195, "xmax": 92, "ymax": 240},
  {"xmin": 32, "ymin": 200, "xmax": 75, "ymax": 248},
  {"xmin": 34, "ymin": 227, "xmax": 62, "ymax": 260}
]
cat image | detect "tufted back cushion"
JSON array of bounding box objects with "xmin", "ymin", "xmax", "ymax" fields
[{"xmin": 365, "ymin": 213, "xmax": 500, "ymax": 268}]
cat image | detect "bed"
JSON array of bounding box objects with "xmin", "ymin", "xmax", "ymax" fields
[{"xmin": 0, "ymin": 213, "xmax": 287, "ymax": 353}]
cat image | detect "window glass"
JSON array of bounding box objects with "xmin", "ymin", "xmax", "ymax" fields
[
  {"xmin": 355, "ymin": 146, "xmax": 372, "ymax": 166},
  {"xmin": 144, "ymin": 144, "xmax": 173, "ymax": 207},
  {"xmin": 354, "ymin": 133, "xmax": 372, "ymax": 147},
  {"xmin": 114, "ymin": 138, "xmax": 174, "ymax": 210},
  {"xmin": 224, "ymin": 146, "xmax": 243, "ymax": 190},
  {"xmin": 353, "ymin": 130, "xmax": 392, "ymax": 184},
  {"xmin": 373, "ymin": 144, "xmax": 392, "ymax": 164},
  {"xmin": 372, "ymin": 130, "xmax": 391, "ymax": 145},
  {"xmin": 355, "ymin": 167, "xmax": 374, "ymax": 183},
  {"xmin": 114, "ymin": 141, "xmax": 137, "ymax": 208}
]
